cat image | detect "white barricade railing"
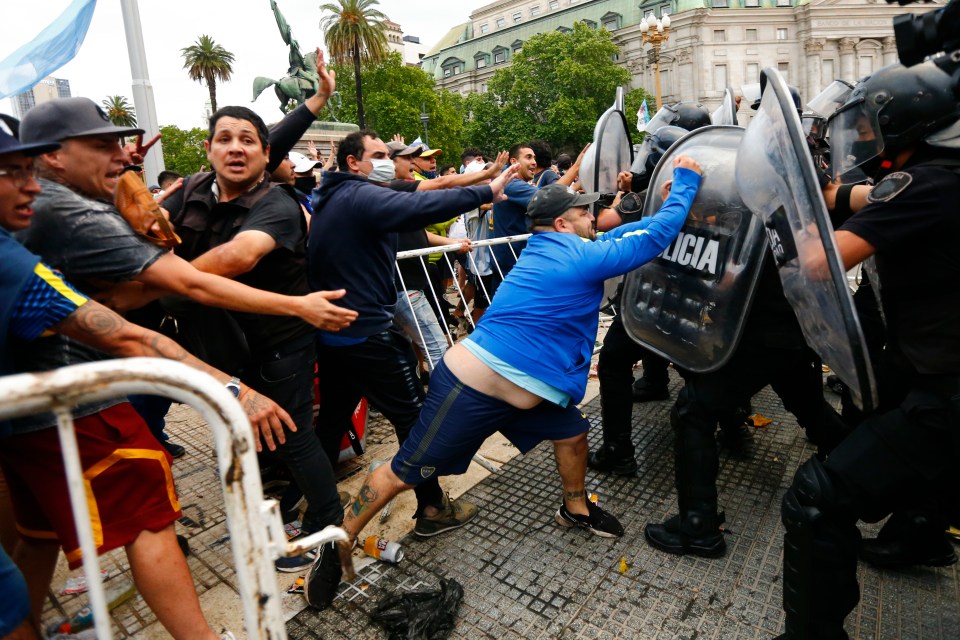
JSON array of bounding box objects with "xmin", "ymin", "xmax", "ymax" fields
[
  {"xmin": 0, "ymin": 359, "xmax": 349, "ymax": 640},
  {"xmin": 395, "ymin": 234, "xmax": 530, "ymax": 372}
]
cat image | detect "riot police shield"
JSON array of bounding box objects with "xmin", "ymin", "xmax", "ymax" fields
[
  {"xmin": 711, "ymin": 87, "xmax": 739, "ymax": 126},
  {"xmin": 620, "ymin": 126, "xmax": 769, "ymax": 372},
  {"xmin": 735, "ymin": 68, "xmax": 877, "ymax": 411},
  {"xmin": 579, "ymin": 87, "xmax": 634, "ymax": 194}
]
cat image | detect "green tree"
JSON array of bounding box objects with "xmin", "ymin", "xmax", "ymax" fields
[
  {"xmin": 181, "ymin": 35, "xmax": 235, "ymax": 114},
  {"xmin": 322, "ymin": 53, "xmax": 467, "ymax": 160},
  {"xmin": 101, "ymin": 95, "xmax": 137, "ymax": 127},
  {"xmin": 467, "ymin": 22, "xmax": 651, "ymax": 154},
  {"xmin": 159, "ymin": 125, "xmax": 208, "ymax": 175},
  {"xmin": 319, "ymin": 0, "xmax": 388, "ymax": 129}
]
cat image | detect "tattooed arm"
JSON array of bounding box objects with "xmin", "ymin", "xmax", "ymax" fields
[{"xmin": 52, "ymin": 299, "xmax": 294, "ymax": 451}]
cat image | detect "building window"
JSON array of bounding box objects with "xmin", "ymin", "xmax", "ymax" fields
[
  {"xmin": 441, "ymin": 57, "xmax": 465, "ymax": 78},
  {"xmin": 603, "ymin": 19, "xmax": 618, "ymax": 30},
  {"xmin": 480, "ymin": 23, "xmax": 489, "ymax": 34},
  {"xmin": 476, "ymin": 57, "xmax": 487, "ymax": 69},
  {"xmin": 531, "ymin": 6, "xmax": 541, "ymax": 16},
  {"xmin": 746, "ymin": 62, "xmax": 759, "ymax": 84},
  {"xmin": 776, "ymin": 0, "xmax": 791, "ymax": 5},
  {"xmin": 601, "ymin": 11, "xmax": 621, "ymax": 30},
  {"xmin": 512, "ymin": 39, "xmax": 524, "ymax": 53},
  {"xmin": 821, "ymin": 59, "xmax": 835, "ymax": 87},
  {"xmin": 745, "ymin": 28, "xmax": 757, "ymax": 41},
  {"xmin": 778, "ymin": 61, "xmax": 789, "ymax": 83},
  {"xmin": 549, "ymin": 0, "xmax": 559, "ymax": 7},
  {"xmin": 513, "ymin": 12, "xmax": 522, "ymax": 23},
  {"xmin": 583, "ymin": 19, "xmax": 597, "ymax": 29},
  {"xmin": 481, "ymin": 83, "xmax": 488, "ymax": 92},
  {"xmin": 776, "ymin": 28, "xmax": 788, "ymax": 40},
  {"xmin": 745, "ymin": 0, "xmax": 760, "ymax": 6},
  {"xmin": 444, "ymin": 68, "xmax": 451, "ymax": 78},
  {"xmin": 611, "ymin": 53, "xmax": 620, "ymax": 62},
  {"xmin": 496, "ymin": 17, "xmax": 505, "ymax": 28},
  {"xmin": 714, "ymin": 64, "xmax": 728, "ymax": 90},
  {"xmin": 714, "ymin": 29, "xmax": 726, "ymax": 42},
  {"xmin": 494, "ymin": 49, "xmax": 507, "ymax": 64},
  {"xmin": 660, "ymin": 4, "xmax": 671, "ymax": 16},
  {"xmin": 556, "ymin": 25, "xmax": 572, "ymax": 33},
  {"xmin": 712, "ymin": 0, "xmax": 728, "ymax": 7}
]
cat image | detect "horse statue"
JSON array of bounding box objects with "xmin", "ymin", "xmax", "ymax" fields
[{"xmin": 253, "ymin": 0, "xmax": 326, "ymax": 114}]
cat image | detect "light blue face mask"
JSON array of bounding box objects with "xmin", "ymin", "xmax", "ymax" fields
[{"xmin": 367, "ymin": 158, "xmax": 396, "ymax": 183}]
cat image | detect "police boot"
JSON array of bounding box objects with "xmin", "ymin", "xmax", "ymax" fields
[
  {"xmin": 587, "ymin": 443, "xmax": 638, "ymax": 476},
  {"xmin": 859, "ymin": 510, "xmax": 957, "ymax": 569},
  {"xmin": 717, "ymin": 403, "xmax": 753, "ymax": 454},
  {"xmin": 781, "ymin": 456, "xmax": 859, "ymax": 640},
  {"xmin": 631, "ymin": 376, "xmax": 669, "ymax": 402},
  {"xmin": 645, "ymin": 399, "xmax": 725, "ymax": 557},
  {"xmin": 644, "ymin": 507, "xmax": 726, "ymax": 557}
]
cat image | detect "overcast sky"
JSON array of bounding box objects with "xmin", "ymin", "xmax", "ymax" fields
[{"xmin": 1, "ymin": 0, "xmax": 491, "ymax": 129}]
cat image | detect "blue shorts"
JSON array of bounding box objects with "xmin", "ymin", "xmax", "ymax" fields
[
  {"xmin": 391, "ymin": 359, "xmax": 590, "ymax": 484},
  {"xmin": 0, "ymin": 546, "xmax": 29, "ymax": 636}
]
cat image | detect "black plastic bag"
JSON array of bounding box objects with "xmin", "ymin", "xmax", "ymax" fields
[{"xmin": 370, "ymin": 578, "xmax": 464, "ymax": 640}]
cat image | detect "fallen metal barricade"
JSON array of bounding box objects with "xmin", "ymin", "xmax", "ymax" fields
[{"xmin": 0, "ymin": 358, "xmax": 349, "ymax": 640}]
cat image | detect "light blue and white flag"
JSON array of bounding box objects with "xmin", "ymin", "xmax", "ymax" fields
[
  {"xmin": 636, "ymin": 98, "xmax": 650, "ymax": 132},
  {"xmin": 0, "ymin": 0, "xmax": 97, "ymax": 99}
]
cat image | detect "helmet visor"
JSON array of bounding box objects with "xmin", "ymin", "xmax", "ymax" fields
[
  {"xmin": 806, "ymin": 80, "xmax": 854, "ymax": 118},
  {"xmin": 826, "ymin": 97, "xmax": 884, "ymax": 178},
  {"xmin": 644, "ymin": 105, "xmax": 677, "ymax": 134}
]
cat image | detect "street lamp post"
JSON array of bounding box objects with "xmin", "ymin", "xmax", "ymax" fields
[
  {"xmin": 640, "ymin": 13, "xmax": 671, "ymax": 111},
  {"xmin": 420, "ymin": 102, "xmax": 430, "ymax": 146}
]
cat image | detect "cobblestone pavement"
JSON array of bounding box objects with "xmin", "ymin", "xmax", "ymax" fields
[
  {"xmin": 40, "ymin": 371, "xmax": 960, "ymax": 639},
  {"xmin": 289, "ymin": 374, "xmax": 960, "ymax": 640}
]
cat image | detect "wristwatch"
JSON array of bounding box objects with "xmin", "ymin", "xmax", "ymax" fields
[{"xmin": 225, "ymin": 376, "xmax": 242, "ymax": 398}]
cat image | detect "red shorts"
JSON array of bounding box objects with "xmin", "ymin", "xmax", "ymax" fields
[{"xmin": 0, "ymin": 403, "xmax": 181, "ymax": 569}]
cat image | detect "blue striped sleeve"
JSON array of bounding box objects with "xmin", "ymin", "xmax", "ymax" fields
[{"xmin": 9, "ymin": 262, "xmax": 88, "ymax": 340}]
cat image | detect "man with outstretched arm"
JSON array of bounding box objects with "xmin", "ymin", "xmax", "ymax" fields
[{"xmin": 306, "ymin": 155, "xmax": 703, "ymax": 604}]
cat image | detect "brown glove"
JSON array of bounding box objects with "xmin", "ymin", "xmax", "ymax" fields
[{"xmin": 114, "ymin": 172, "xmax": 181, "ymax": 248}]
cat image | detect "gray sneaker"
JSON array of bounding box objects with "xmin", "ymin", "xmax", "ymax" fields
[{"xmin": 414, "ymin": 493, "xmax": 478, "ymax": 537}]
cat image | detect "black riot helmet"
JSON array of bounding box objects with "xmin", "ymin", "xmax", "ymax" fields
[
  {"xmin": 629, "ymin": 125, "xmax": 688, "ymax": 191},
  {"xmin": 644, "ymin": 101, "xmax": 711, "ymax": 134},
  {"xmin": 826, "ymin": 62, "xmax": 960, "ymax": 179}
]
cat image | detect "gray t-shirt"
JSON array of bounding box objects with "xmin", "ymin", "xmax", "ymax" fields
[{"xmin": 11, "ymin": 179, "xmax": 166, "ymax": 432}]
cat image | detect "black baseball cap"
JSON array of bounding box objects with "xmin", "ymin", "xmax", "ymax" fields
[
  {"xmin": 526, "ymin": 184, "xmax": 600, "ymax": 226},
  {"xmin": 21, "ymin": 97, "xmax": 144, "ymax": 144},
  {"xmin": 0, "ymin": 114, "xmax": 60, "ymax": 157}
]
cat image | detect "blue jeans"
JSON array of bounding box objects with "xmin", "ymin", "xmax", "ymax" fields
[{"xmin": 394, "ymin": 290, "xmax": 448, "ymax": 372}]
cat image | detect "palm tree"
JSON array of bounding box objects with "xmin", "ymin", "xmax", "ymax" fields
[
  {"xmin": 319, "ymin": 0, "xmax": 388, "ymax": 128},
  {"xmin": 181, "ymin": 35, "xmax": 235, "ymax": 114},
  {"xmin": 102, "ymin": 95, "xmax": 137, "ymax": 127}
]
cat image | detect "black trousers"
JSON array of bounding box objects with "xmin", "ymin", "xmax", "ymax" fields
[
  {"xmin": 315, "ymin": 328, "xmax": 445, "ymax": 512},
  {"xmin": 672, "ymin": 337, "xmax": 837, "ymax": 515},
  {"xmin": 244, "ymin": 340, "xmax": 342, "ymax": 533},
  {"xmin": 782, "ymin": 379, "xmax": 960, "ymax": 637},
  {"xmin": 596, "ymin": 315, "xmax": 669, "ymax": 455}
]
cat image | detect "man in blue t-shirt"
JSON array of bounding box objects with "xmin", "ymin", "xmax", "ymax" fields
[{"xmin": 306, "ymin": 156, "xmax": 702, "ymax": 602}]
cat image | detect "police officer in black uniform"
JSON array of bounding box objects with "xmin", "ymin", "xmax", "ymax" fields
[
  {"xmin": 642, "ymin": 85, "xmax": 849, "ymax": 559},
  {"xmin": 778, "ymin": 61, "xmax": 960, "ymax": 639}
]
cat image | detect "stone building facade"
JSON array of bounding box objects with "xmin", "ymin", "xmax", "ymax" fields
[{"xmin": 422, "ymin": 0, "xmax": 941, "ymax": 114}]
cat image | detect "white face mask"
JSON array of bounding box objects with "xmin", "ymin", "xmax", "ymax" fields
[{"xmin": 366, "ymin": 158, "xmax": 396, "ymax": 183}]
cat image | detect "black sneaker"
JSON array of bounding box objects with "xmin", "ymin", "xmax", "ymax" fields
[
  {"xmin": 162, "ymin": 440, "xmax": 186, "ymax": 458},
  {"xmin": 555, "ymin": 500, "xmax": 624, "ymax": 538},
  {"xmin": 304, "ymin": 542, "xmax": 343, "ymax": 610}
]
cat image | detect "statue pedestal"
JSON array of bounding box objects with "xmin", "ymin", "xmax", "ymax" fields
[{"xmin": 290, "ymin": 121, "xmax": 360, "ymax": 162}]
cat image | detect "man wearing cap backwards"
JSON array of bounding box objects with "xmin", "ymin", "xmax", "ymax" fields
[
  {"xmin": 315, "ymin": 155, "xmax": 702, "ymax": 597},
  {"xmin": 0, "ymin": 116, "xmax": 286, "ymax": 639}
]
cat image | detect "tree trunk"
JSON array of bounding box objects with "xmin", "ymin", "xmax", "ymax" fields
[
  {"xmin": 206, "ymin": 73, "xmax": 218, "ymax": 115},
  {"xmin": 353, "ymin": 37, "xmax": 365, "ymax": 129}
]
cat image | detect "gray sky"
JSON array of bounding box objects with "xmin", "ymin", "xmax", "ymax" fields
[{"xmin": 1, "ymin": 0, "xmax": 490, "ymax": 129}]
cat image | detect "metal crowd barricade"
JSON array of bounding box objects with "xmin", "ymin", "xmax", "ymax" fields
[{"xmin": 0, "ymin": 358, "xmax": 349, "ymax": 640}]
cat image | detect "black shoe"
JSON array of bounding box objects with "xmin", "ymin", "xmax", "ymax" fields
[
  {"xmin": 587, "ymin": 446, "xmax": 638, "ymax": 476},
  {"xmin": 304, "ymin": 541, "xmax": 343, "ymax": 610},
  {"xmin": 631, "ymin": 377, "xmax": 669, "ymax": 403},
  {"xmin": 555, "ymin": 500, "xmax": 624, "ymax": 538},
  {"xmin": 859, "ymin": 536, "xmax": 957, "ymax": 569},
  {"xmin": 162, "ymin": 441, "xmax": 186, "ymax": 458},
  {"xmin": 717, "ymin": 422, "xmax": 753, "ymax": 453},
  {"xmin": 644, "ymin": 512, "xmax": 726, "ymax": 557}
]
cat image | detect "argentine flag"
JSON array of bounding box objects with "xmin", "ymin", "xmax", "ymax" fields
[
  {"xmin": 0, "ymin": 0, "xmax": 97, "ymax": 99},
  {"xmin": 636, "ymin": 98, "xmax": 650, "ymax": 133}
]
